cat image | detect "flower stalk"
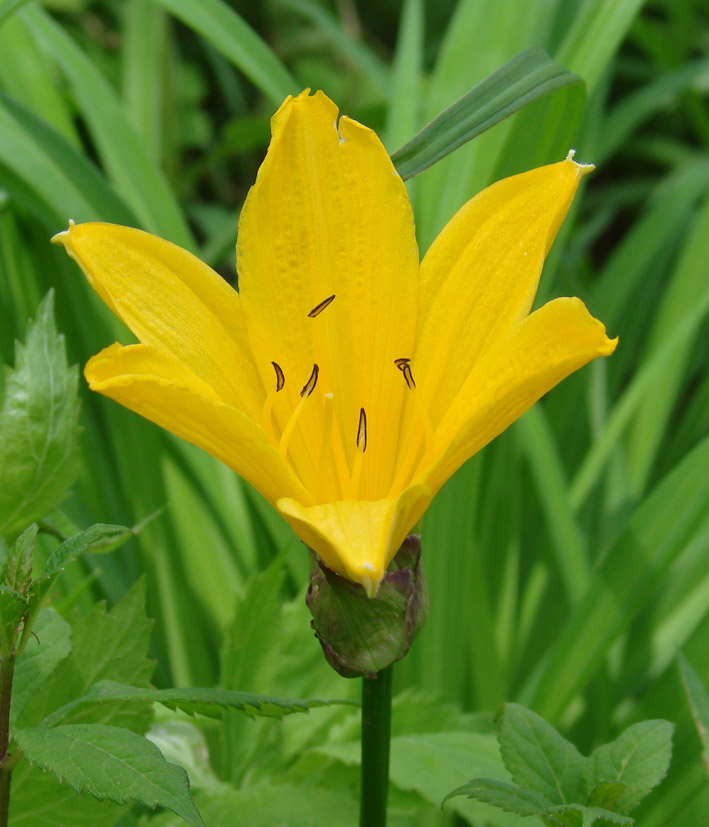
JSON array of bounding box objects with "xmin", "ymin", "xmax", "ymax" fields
[
  {"xmin": 360, "ymin": 665, "xmax": 393, "ymax": 827},
  {"xmin": 0, "ymin": 653, "xmax": 15, "ymax": 827}
]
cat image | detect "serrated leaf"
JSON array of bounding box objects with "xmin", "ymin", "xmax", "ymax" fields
[
  {"xmin": 18, "ymin": 579, "xmax": 154, "ymax": 731},
  {"xmin": 586, "ymin": 720, "xmax": 673, "ymax": 813},
  {"xmin": 499, "ymin": 703, "xmax": 587, "ymax": 805},
  {"xmin": 443, "ymin": 777, "xmax": 553, "ymax": 814},
  {"xmin": 5, "ymin": 523, "xmax": 36, "ymax": 594},
  {"xmin": 390, "ymin": 47, "xmax": 581, "ymax": 180},
  {"xmin": 14, "ymin": 724, "xmax": 203, "ymax": 826},
  {"xmin": 43, "ymin": 523, "xmax": 133, "ymax": 577},
  {"xmin": 41, "ymin": 679, "xmax": 351, "ymax": 728},
  {"xmin": 316, "ymin": 730, "xmax": 524, "ymax": 825},
  {"xmin": 586, "ymin": 781, "xmax": 631, "ymax": 812},
  {"xmin": 27, "ymin": 523, "xmax": 133, "ymax": 618},
  {"xmin": 678, "ymin": 653, "xmax": 709, "ymax": 774},
  {"xmin": 10, "ymin": 755, "xmax": 124, "ymax": 826},
  {"xmin": 11, "ymin": 608, "xmax": 71, "ymax": 725},
  {"xmin": 0, "ymin": 292, "xmax": 80, "ymax": 539},
  {"xmin": 542, "ymin": 803, "xmax": 634, "ymax": 826}
]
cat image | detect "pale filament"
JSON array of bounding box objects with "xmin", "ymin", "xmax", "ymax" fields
[
  {"xmin": 278, "ymin": 364, "xmax": 319, "ymax": 463},
  {"xmin": 348, "ymin": 407, "xmax": 367, "ymax": 499},
  {"xmin": 387, "ymin": 359, "xmax": 435, "ymax": 497},
  {"xmin": 317, "ymin": 392, "xmax": 348, "ymax": 502},
  {"xmin": 261, "ymin": 361, "xmax": 284, "ymax": 447}
]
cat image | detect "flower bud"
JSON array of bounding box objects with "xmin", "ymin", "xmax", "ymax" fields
[{"xmin": 306, "ymin": 535, "xmax": 429, "ymax": 678}]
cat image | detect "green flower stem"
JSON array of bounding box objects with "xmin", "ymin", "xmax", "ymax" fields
[
  {"xmin": 360, "ymin": 665, "xmax": 393, "ymax": 827},
  {"xmin": 0, "ymin": 654, "xmax": 15, "ymax": 827}
]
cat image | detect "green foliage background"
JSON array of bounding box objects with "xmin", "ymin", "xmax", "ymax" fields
[{"xmin": 1, "ymin": 0, "xmax": 708, "ymax": 823}]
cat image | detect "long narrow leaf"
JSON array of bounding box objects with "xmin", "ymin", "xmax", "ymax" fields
[
  {"xmin": 153, "ymin": 0, "xmax": 297, "ymax": 105},
  {"xmin": 21, "ymin": 4, "xmax": 193, "ymax": 247},
  {"xmin": 391, "ymin": 47, "xmax": 581, "ymax": 180}
]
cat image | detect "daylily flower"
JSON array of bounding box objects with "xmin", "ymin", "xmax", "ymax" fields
[{"xmin": 54, "ymin": 90, "xmax": 616, "ymax": 597}]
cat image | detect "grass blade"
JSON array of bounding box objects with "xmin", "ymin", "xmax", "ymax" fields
[
  {"xmin": 153, "ymin": 0, "xmax": 297, "ymax": 105},
  {"xmin": 391, "ymin": 47, "xmax": 581, "ymax": 180},
  {"xmin": 21, "ymin": 4, "xmax": 193, "ymax": 247}
]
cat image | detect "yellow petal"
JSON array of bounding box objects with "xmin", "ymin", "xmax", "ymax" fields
[
  {"xmin": 53, "ymin": 222, "xmax": 263, "ymax": 418},
  {"xmin": 415, "ymin": 158, "xmax": 591, "ymax": 427},
  {"xmin": 86, "ymin": 343, "xmax": 312, "ymax": 507},
  {"xmin": 419, "ymin": 297, "xmax": 617, "ymax": 495},
  {"xmin": 278, "ymin": 483, "xmax": 431, "ymax": 596},
  {"xmin": 237, "ymin": 90, "xmax": 420, "ymax": 499}
]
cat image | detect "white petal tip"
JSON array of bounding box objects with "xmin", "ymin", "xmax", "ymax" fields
[
  {"xmin": 51, "ymin": 219, "xmax": 75, "ymax": 246},
  {"xmin": 566, "ymin": 149, "xmax": 595, "ymax": 175}
]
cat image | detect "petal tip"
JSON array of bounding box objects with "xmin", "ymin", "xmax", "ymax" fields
[
  {"xmin": 566, "ymin": 148, "xmax": 595, "ymax": 176},
  {"xmin": 51, "ymin": 218, "xmax": 76, "ymax": 246},
  {"xmin": 602, "ymin": 334, "xmax": 619, "ymax": 356}
]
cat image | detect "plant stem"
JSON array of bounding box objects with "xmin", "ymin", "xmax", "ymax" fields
[
  {"xmin": 0, "ymin": 654, "xmax": 14, "ymax": 827},
  {"xmin": 360, "ymin": 664, "xmax": 393, "ymax": 827}
]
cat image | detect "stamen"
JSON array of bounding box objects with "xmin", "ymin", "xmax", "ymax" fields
[
  {"xmin": 272, "ymin": 361, "xmax": 285, "ymax": 391},
  {"xmin": 279, "ymin": 364, "xmax": 319, "ymax": 461},
  {"xmin": 395, "ymin": 358, "xmax": 416, "ymax": 389},
  {"xmin": 261, "ymin": 361, "xmax": 285, "ymax": 445},
  {"xmin": 349, "ymin": 407, "xmax": 367, "ymax": 499},
  {"xmin": 356, "ymin": 407, "xmax": 368, "ymax": 452},
  {"xmin": 300, "ymin": 363, "xmax": 319, "ymax": 398},
  {"xmin": 308, "ymin": 294, "xmax": 336, "ymax": 318},
  {"xmin": 388, "ymin": 359, "xmax": 435, "ymax": 496}
]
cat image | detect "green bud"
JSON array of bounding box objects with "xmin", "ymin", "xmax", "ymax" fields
[{"xmin": 306, "ymin": 535, "xmax": 429, "ymax": 678}]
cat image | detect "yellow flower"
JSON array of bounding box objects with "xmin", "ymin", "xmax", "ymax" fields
[{"xmin": 53, "ymin": 90, "xmax": 616, "ymax": 597}]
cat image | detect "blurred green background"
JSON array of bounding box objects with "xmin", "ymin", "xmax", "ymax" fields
[{"xmin": 1, "ymin": 0, "xmax": 709, "ymax": 823}]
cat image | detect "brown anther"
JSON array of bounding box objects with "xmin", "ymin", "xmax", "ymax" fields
[
  {"xmin": 357, "ymin": 407, "xmax": 367, "ymax": 452},
  {"xmin": 308, "ymin": 294, "xmax": 336, "ymax": 318},
  {"xmin": 395, "ymin": 358, "xmax": 416, "ymax": 390},
  {"xmin": 300, "ymin": 364, "xmax": 319, "ymax": 398},
  {"xmin": 271, "ymin": 361, "xmax": 285, "ymax": 392}
]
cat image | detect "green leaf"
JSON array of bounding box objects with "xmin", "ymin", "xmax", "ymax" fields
[
  {"xmin": 4, "ymin": 523, "xmax": 36, "ymax": 594},
  {"xmin": 275, "ymin": 0, "xmax": 388, "ymax": 95},
  {"xmin": 42, "ymin": 523, "xmax": 134, "ymax": 578},
  {"xmin": 41, "ymin": 679, "xmax": 350, "ymax": 728},
  {"xmin": 147, "ymin": 783, "xmax": 360, "ymax": 827},
  {"xmin": 153, "ymin": 0, "xmax": 297, "ymax": 105},
  {"xmin": 0, "ymin": 584, "xmax": 26, "ymax": 654},
  {"xmin": 0, "ymin": 89, "xmax": 138, "ymax": 226},
  {"xmin": 586, "ymin": 721, "xmax": 673, "ymax": 814},
  {"xmin": 678, "ymin": 653, "xmax": 709, "ymax": 774},
  {"xmin": 0, "ymin": 0, "xmax": 30, "ymax": 29},
  {"xmin": 541, "ymin": 804, "xmax": 633, "ymax": 826},
  {"xmin": 390, "ymin": 47, "xmax": 581, "ymax": 180},
  {"xmin": 499, "ymin": 703, "xmax": 587, "ymax": 805},
  {"xmin": 20, "ymin": 4, "xmax": 193, "ymax": 248},
  {"xmin": 556, "ymin": 0, "xmax": 648, "ymax": 94},
  {"xmin": 14, "ymin": 723, "xmax": 203, "ymax": 826},
  {"xmin": 0, "ymin": 536, "xmax": 7, "ymax": 580},
  {"xmin": 529, "ymin": 433, "xmax": 709, "ymax": 720},
  {"xmin": 18, "ymin": 579, "xmax": 154, "ymax": 731},
  {"xmin": 0, "ymin": 293, "xmax": 80, "ymax": 539},
  {"xmin": 10, "ymin": 755, "xmax": 124, "ymax": 826},
  {"xmin": 11, "ymin": 608, "xmax": 71, "ymax": 725},
  {"xmin": 316, "ymin": 730, "xmax": 522, "ymax": 825},
  {"xmin": 443, "ymin": 777, "xmax": 553, "ymax": 814}
]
